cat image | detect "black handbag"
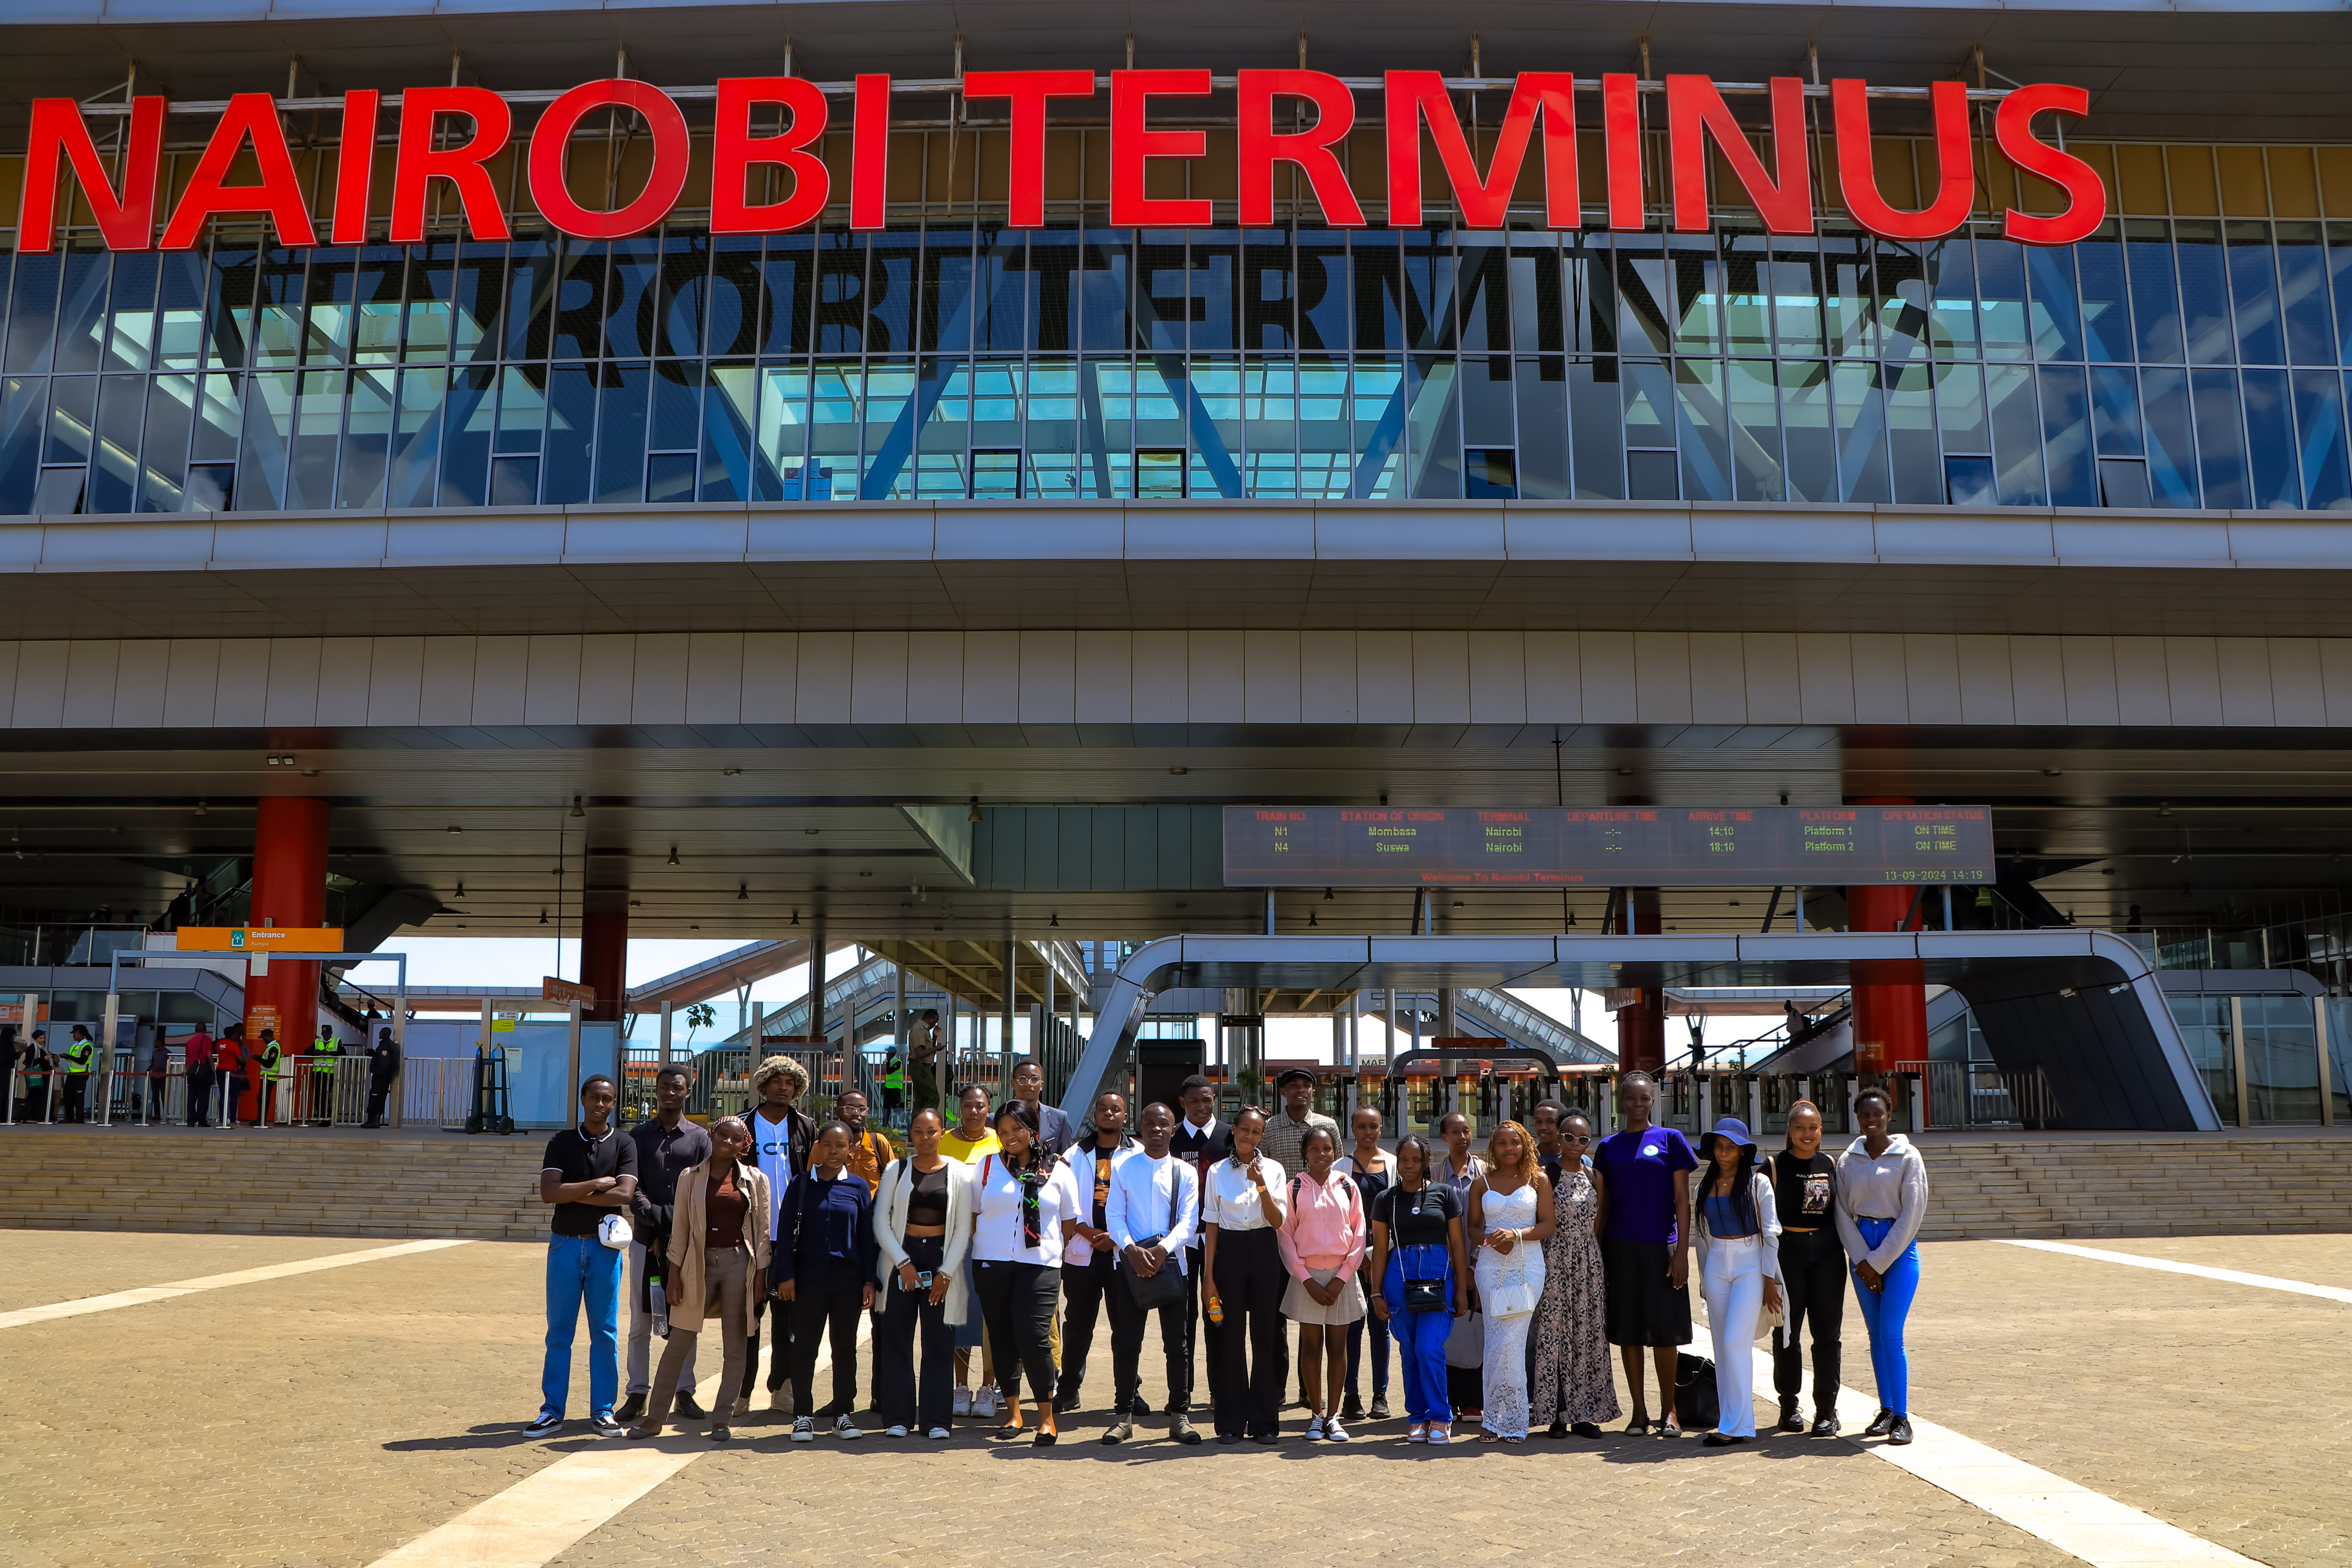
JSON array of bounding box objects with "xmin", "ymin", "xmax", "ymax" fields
[
  {"xmin": 1398, "ymin": 1186, "xmax": 1449, "ymax": 1312},
  {"xmin": 1122, "ymin": 1163, "xmax": 1188, "ymax": 1312},
  {"xmin": 1673, "ymin": 1351, "xmax": 1720, "ymax": 1429}
]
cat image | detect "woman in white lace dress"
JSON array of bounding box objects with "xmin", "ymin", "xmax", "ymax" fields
[{"xmin": 1466, "ymin": 1120, "xmax": 1555, "ymax": 1442}]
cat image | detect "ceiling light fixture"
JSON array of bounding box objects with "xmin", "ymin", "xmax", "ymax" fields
[
  {"xmin": 737, "ymin": 882, "xmax": 749, "ymax": 900},
  {"xmin": 538, "ymin": 908, "xmax": 548, "ymax": 925},
  {"xmin": 1323, "ymin": 887, "xmax": 1334, "ymax": 902},
  {"xmin": 790, "ymin": 909, "xmax": 800, "ymax": 926},
  {"xmin": 666, "ymin": 846, "xmax": 679, "ymax": 865},
  {"xmin": 1049, "ymin": 912, "xmax": 1060, "ymax": 927},
  {"xmin": 570, "ymin": 796, "xmax": 584, "ymax": 817},
  {"xmin": 967, "ymin": 797, "xmax": 982, "ymax": 823},
  {"xmin": 446, "ymin": 824, "xmax": 461, "ymax": 834}
]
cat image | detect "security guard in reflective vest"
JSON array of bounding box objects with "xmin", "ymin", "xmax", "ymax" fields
[
  {"xmin": 880, "ymin": 1048, "xmax": 906, "ymax": 1127},
  {"xmin": 310, "ymin": 1028, "xmax": 342, "ymax": 1124},
  {"xmin": 61, "ymin": 1024, "xmax": 94, "ymax": 1123},
  {"xmin": 257, "ymin": 1029, "xmax": 283, "ymax": 1126}
]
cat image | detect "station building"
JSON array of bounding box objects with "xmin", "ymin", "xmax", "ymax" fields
[{"xmin": 2, "ymin": 0, "xmax": 2350, "ymax": 1132}]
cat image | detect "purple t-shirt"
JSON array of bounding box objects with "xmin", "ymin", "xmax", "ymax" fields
[{"xmin": 1593, "ymin": 1126, "xmax": 1698, "ymax": 1247}]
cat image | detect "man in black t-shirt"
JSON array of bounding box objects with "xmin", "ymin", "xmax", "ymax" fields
[{"xmin": 526, "ymin": 1074, "xmax": 639, "ymax": 1438}]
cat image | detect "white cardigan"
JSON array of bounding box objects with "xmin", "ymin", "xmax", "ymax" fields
[
  {"xmin": 1690, "ymin": 1169, "xmax": 1784, "ymax": 1287},
  {"xmin": 873, "ymin": 1156, "xmax": 975, "ymax": 1325}
]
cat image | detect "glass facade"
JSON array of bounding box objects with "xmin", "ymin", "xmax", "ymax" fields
[{"xmin": 7, "ymin": 212, "xmax": 2352, "ymax": 514}]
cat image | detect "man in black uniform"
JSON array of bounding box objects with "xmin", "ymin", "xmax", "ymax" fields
[{"xmin": 1166, "ymin": 1074, "xmax": 1233, "ymax": 1437}]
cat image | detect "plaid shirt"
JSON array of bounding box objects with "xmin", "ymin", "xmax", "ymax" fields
[{"xmin": 1258, "ymin": 1107, "xmax": 1340, "ymax": 1182}]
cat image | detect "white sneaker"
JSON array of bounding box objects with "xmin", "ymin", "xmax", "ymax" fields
[
  {"xmin": 833, "ymin": 1414, "xmax": 863, "ymax": 1440},
  {"xmin": 1323, "ymin": 1416, "xmax": 1350, "ymax": 1443},
  {"xmin": 953, "ymin": 1387, "xmax": 971, "ymax": 1416},
  {"xmin": 928, "ymin": 1425, "xmax": 951, "ymax": 1440},
  {"xmin": 1407, "ymin": 1421, "xmax": 1427, "ymax": 1443},
  {"xmin": 1304, "ymin": 1414, "xmax": 1326, "ymax": 1441},
  {"xmin": 975, "ymin": 1387, "xmax": 1000, "ymax": 1418},
  {"xmin": 885, "ymin": 1424, "xmax": 909, "ymax": 1438},
  {"xmin": 790, "ymin": 1416, "xmax": 815, "ymax": 1443}
]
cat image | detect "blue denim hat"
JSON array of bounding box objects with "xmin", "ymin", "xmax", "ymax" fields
[{"xmin": 1702, "ymin": 1116, "xmax": 1757, "ymax": 1154}]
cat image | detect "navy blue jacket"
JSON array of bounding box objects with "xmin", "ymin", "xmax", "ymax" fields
[{"xmin": 771, "ymin": 1166, "xmax": 878, "ymax": 1290}]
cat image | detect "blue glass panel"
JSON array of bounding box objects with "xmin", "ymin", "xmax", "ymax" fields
[
  {"xmin": 1406, "ymin": 354, "xmax": 1460, "ymax": 497},
  {"xmin": 976, "ymin": 228, "xmax": 1027, "ymax": 353},
  {"xmin": 400, "ymin": 240, "xmax": 454, "ymax": 363},
  {"xmin": 2331, "ymin": 222, "xmax": 2352, "ymax": 365},
  {"xmin": 438, "ymin": 364, "xmax": 495, "ymax": 507},
  {"xmin": 1191, "ymin": 230, "xmax": 1238, "ymax": 354},
  {"xmin": 0, "ymin": 376, "xmax": 40, "ymax": 513},
  {"xmin": 1352, "ymin": 232, "xmax": 1404, "ymax": 354},
  {"xmin": 1457, "ymin": 236, "xmax": 1510, "ymax": 354},
  {"xmin": 1243, "ymin": 229, "xmax": 1294, "ymax": 353},
  {"xmin": 2190, "ymin": 367, "xmax": 2249, "ymax": 508},
  {"xmin": 1298, "ymin": 355, "xmax": 1349, "ymax": 499},
  {"xmin": 1188, "ymin": 357, "xmax": 1243, "ymax": 498},
  {"xmin": 1766, "ymin": 236, "xmax": 1823, "ymax": 358},
  {"xmin": 2025, "ymin": 245, "xmax": 2084, "ymax": 361},
  {"xmin": 1512, "ymin": 233, "xmax": 1565, "ymax": 355},
  {"xmin": 2125, "ymin": 221, "xmax": 2183, "ymax": 363},
  {"xmin": 1567, "ymin": 356, "xmax": 1625, "ymax": 499},
  {"xmin": 650, "ymin": 360, "xmax": 701, "ymax": 456},
  {"xmin": 1831, "ymin": 358, "xmax": 1891, "ymax": 503},
  {"xmin": 1025, "ymin": 359, "xmax": 1083, "ymax": 499},
  {"xmin": 1945, "ymin": 456, "xmax": 1996, "ymax": 506},
  {"xmin": 1571, "ymin": 233, "xmax": 1615, "ymax": 355},
  {"xmin": 1461, "ymin": 352, "xmax": 1513, "ymax": 448},
  {"xmin": 1782, "ymin": 358, "xmax": 1835, "ymax": 503},
  {"xmin": 154, "ymin": 250, "xmax": 209, "ymax": 372},
  {"xmin": 494, "ymin": 365, "xmax": 544, "ymax": 456},
  {"xmin": 2037, "ymin": 365, "xmax": 2096, "ymax": 507},
  {"xmin": 1728, "ymin": 358, "xmax": 1783, "ymax": 501},
  {"xmin": 867, "ymin": 225, "xmax": 920, "ymax": 355},
  {"xmin": 603, "ymin": 237, "xmax": 659, "ymax": 359},
  {"xmin": 103, "ymin": 252, "xmax": 158, "ymax": 372},
  {"xmin": 389, "ymin": 368, "xmax": 448, "ymax": 508},
  {"xmin": 54, "ymin": 244, "xmax": 113, "ymax": 374},
  {"xmin": 1975, "ymin": 233, "xmax": 2031, "ymax": 361},
  {"xmin": 2227, "ymin": 222, "xmax": 2284, "ymax": 365},
  {"xmin": 1875, "ymin": 237, "xmax": 1930, "ymax": 365},
  {"xmin": 203, "ymin": 238, "xmax": 258, "ymax": 372},
  {"xmin": 338, "ymin": 367, "xmax": 392, "ymax": 509},
  {"xmin": 2140, "ymin": 367, "xmax": 2199, "ymax": 507},
  {"xmin": 542, "ymin": 364, "xmax": 596, "ymax": 504},
  {"xmin": 2241, "ymin": 367, "xmax": 2299, "ymax": 509},
  {"xmin": 232, "ymin": 368, "xmax": 294, "ymax": 510},
  {"xmin": 1622, "ymin": 357, "xmax": 1674, "ymax": 456},
  {"xmin": 913, "ymin": 357, "xmax": 971, "ymax": 499},
  {"xmin": 1923, "ymin": 236, "xmax": 1977, "ymax": 359},
  {"xmin": 1887, "ymin": 360, "xmax": 1940, "ymax": 504},
  {"xmin": 1986, "ymin": 363, "xmax": 2044, "ymax": 505},
  {"xmin": 755, "ymin": 365, "xmax": 810, "ymax": 500},
  {"xmin": 2090, "ymin": 366, "xmax": 2144, "ymax": 456},
  {"xmin": 87, "ymin": 374, "xmax": 142, "ymax": 514},
  {"xmin": 1820, "ymin": 229, "xmax": 1874, "ymax": 359},
  {"xmin": 1136, "ymin": 233, "xmax": 1189, "ymax": 353},
  {"xmin": 647, "ymin": 452, "xmax": 696, "ymax": 503},
  {"xmin": 1934, "ymin": 359, "xmax": 1988, "ymax": 454},
  {"xmin": 507, "ymin": 232, "xmax": 560, "ymax": 361},
  {"xmin": 858, "ymin": 361, "xmax": 924, "ymax": 500},
  {"xmin": 550, "ymin": 239, "xmax": 606, "ymax": 360},
  {"xmin": 2076, "ymin": 227, "xmax": 2131, "ymax": 363},
  {"xmin": 5, "ymin": 252, "xmax": 62, "ymax": 374},
  {"xmin": 2294, "ymin": 369, "xmax": 2350, "ymax": 510},
  {"xmin": 818, "ymin": 228, "xmax": 875, "ymax": 355},
  {"xmin": 1297, "ymin": 229, "xmax": 1348, "ymax": 355},
  {"xmin": 759, "ymin": 232, "xmax": 813, "ymax": 357},
  {"xmin": 655, "ymin": 229, "xmax": 709, "ymax": 358},
  {"xmin": 1351, "ymin": 358, "xmax": 1405, "ymax": 498},
  {"xmin": 701, "ymin": 362, "xmax": 759, "ymax": 503},
  {"xmin": 1676, "ymin": 358, "xmax": 1733, "ymax": 502},
  {"xmin": 2269, "ymin": 222, "xmax": 2332, "ymax": 369},
  {"xmin": 1403, "ymin": 227, "xmax": 1455, "ymax": 352},
  {"xmin": 593, "ymin": 363, "xmax": 649, "ymax": 503},
  {"xmin": 350, "ymin": 245, "xmax": 407, "ymax": 366},
  {"xmin": 2178, "ymin": 222, "xmax": 2233, "ymax": 365},
  {"xmin": 1032, "ymin": 227, "xmax": 1082, "ymax": 353},
  {"xmin": 921, "ymin": 225, "xmax": 974, "ymax": 355},
  {"xmin": 1081, "ymin": 229, "xmax": 1129, "ymax": 354},
  {"xmin": 449, "ymin": 238, "xmax": 505, "ymax": 364},
  {"xmin": 1613, "ymin": 232, "xmax": 1673, "ymax": 354},
  {"xmin": 138, "ymin": 373, "xmax": 194, "ymax": 512},
  {"xmin": 299, "ymin": 247, "xmax": 354, "ymax": 365},
  {"xmin": 1515, "ymin": 356, "xmax": 1569, "ymax": 499}
]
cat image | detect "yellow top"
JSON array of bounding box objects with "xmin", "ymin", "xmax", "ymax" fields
[{"xmin": 937, "ymin": 1127, "xmax": 1001, "ymax": 1164}]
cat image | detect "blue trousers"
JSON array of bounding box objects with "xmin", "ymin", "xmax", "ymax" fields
[
  {"xmin": 1345, "ymin": 1302, "xmax": 1392, "ymax": 1401},
  {"xmin": 542, "ymin": 1233, "xmax": 625, "ymax": 1421},
  {"xmin": 1383, "ymin": 1247, "xmax": 1455, "ymax": 1426},
  {"xmin": 1849, "ymin": 1216, "xmax": 1919, "ymax": 1416}
]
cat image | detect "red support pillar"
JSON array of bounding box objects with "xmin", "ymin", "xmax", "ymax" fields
[
  {"xmin": 1615, "ymin": 886, "xmax": 1666, "ymax": 1073},
  {"xmin": 580, "ymin": 903, "xmax": 627, "ymax": 1024},
  {"xmin": 1848, "ymin": 798, "xmax": 1929, "ymax": 1086},
  {"xmin": 245, "ymin": 797, "xmax": 329, "ymax": 1117}
]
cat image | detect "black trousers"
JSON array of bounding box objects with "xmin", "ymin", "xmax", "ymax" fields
[
  {"xmin": 788, "ymin": 1278, "xmax": 864, "ymax": 1416},
  {"xmin": 1773, "ymin": 1227, "xmax": 1847, "ymax": 1412},
  {"xmin": 185, "ymin": 1065, "xmax": 214, "ymax": 1127},
  {"xmin": 1210, "ymin": 1228, "xmax": 1289, "ymax": 1439},
  {"xmin": 1109, "ymin": 1265, "xmax": 1190, "ymax": 1417},
  {"xmin": 1059, "ymin": 1250, "xmax": 1117, "ymax": 1399},
  {"xmin": 974, "ymin": 1258, "xmax": 1060, "ymax": 1406},
  {"xmin": 62, "ymin": 1075, "xmax": 88, "ymax": 1122},
  {"xmin": 875, "ymin": 1236, "xmax": 955, "ymax": 1432},
  {"xmin": 366, "ymin": 1074, "xmax": 395, "ymax": 1126},
  {"xmin": 740, "ymin": 1288, "xmax": 793, "ymax": 1403},
  {"xmin": 1174, "ymin": 1246, "xmax": 1213, "ymax": 1414}
]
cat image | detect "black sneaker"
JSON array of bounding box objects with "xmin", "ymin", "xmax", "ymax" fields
[
  {"xmin": 1811, "ymin": 1412, "xmax": 1840, "ymax": 1438},
  {"xmin": 615, "ymin": 1394, "xmax": 647, "ymax": 1423},
  {"xmin": 1888, "ymin": 1416, "xmax": 1914, "ymax": 1446},
  {"xmin": 589, "ymin": 1414, "xmax": 625, "ymax": 1438},
  {"xmin": 1054, "ymin": 1390, "xmax": 1080, "ymax": 1415},
  {"xmin": 1369, "ymin": 1394, "xmax": 1390, "ymax": 1421},
  {"xmin": 1340, "ymin": 1396, "xmax": 1365, "ymax": 1422},
  {"xmin": 522, "ymin": 1412, "xmax": 564, "ymax": 1437},
  {"xmin": 674, "ymin": 1391, "xmax": 706, "ymax": 1421},
  {"xmin": 1130, "ymin": 1396, "xmax": 1152, "ymax": 1416},
  {"xmin": 1777, "ymin": 1401, "xmax": 1805, "ymax": 1434}
]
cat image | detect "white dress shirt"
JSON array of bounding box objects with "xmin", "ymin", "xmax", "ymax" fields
[
  {"xmin": 1106, "ymin": 1152, "xmax": 1201, "ymax": 1275},
  {"xmin": 1202, "ymin": 1153, "xmax": 1288, "ymax": 1232},
  {"xmin": 971, "ymin": 1151, "xmax": 1085, "ymax": 1265}
]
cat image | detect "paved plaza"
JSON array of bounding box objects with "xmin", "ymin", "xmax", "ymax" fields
[{"xmin": 0, "ymin": 1228, "xmax": 2345, "ymax": 1568}]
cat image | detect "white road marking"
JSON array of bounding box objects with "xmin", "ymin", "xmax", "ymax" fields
[
  {"xmin": 1749, "ymin": 1346, "xmax": 2262, "ymax": 1566},
  {"xmin": 1998, "ymin": 1237, "xmax": 2352, "ymax": 1305},
  {"xmin": 0, "ymin": 1238, "xmax": 474, "ymax": 1330},
  {"xmin": 366, "ymin": 1312, "xmax": 873, "ymax": 1568}
]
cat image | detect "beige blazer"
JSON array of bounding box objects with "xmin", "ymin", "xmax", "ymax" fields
[{"xmin": 664, "ymin": 1156, "xmax": 773, "ymax": 1338}]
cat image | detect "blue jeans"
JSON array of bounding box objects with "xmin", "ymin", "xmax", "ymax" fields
[
  {"xmin": 1849, "ymin": 1216, "xmax": 1919, "ymax": 1416},
  {"xmin": 1383, "ymin": 1245, "xmax": 1454, "ymax": 1426},
  {"xmin": 541, "ymin": 1233, "xmax": 625, "ymax": 1421},
  {"xmin": 1345, "ymin": 1303, "xmax": 1391, "ymax": 1403}
]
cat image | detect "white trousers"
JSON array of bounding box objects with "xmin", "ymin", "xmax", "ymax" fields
[
  {"xmin": 627, "ymin": 1239, "xmax": 698, "ymax": 1397},
  {"xmin": 1701, "ymin": 1234, "xmax": 1765, "ymax": 1438}
]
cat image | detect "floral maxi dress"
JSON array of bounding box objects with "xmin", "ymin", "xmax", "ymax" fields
[{"xmin": 1530, "ymin": 1165, "xmax": 1622, "ymax": 1427}]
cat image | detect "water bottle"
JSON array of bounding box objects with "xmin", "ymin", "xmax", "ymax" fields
[{"xmin": 650, "ymin": 1279, "xmax": 670, "ymax": 1339}]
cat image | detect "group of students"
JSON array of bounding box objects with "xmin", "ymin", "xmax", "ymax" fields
[{"xmin": 528, "ymin": 1057, "xmax": 1929, "ymax": 1451}]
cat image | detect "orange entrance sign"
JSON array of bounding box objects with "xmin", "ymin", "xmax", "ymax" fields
[
  {"xmin": 542, "ymin": 976, "xmax": 596, "ymax": 1006},
  {"xmin": 176, "ymin": 927, "xmax": 347, "ymax": 953}
]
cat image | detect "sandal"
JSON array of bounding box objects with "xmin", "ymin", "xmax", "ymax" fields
[
  {"xmin": 1624, "ymin": 1416, "xmax": 1651, "ymax": 1435},
  {"xmin": 1478, "ymin": 1430, "xmax": 1501, "ymax": 1444},
  {"xmin": 1656, "ymin": 1421, "xmax": 1682, "ymax": 1439}
]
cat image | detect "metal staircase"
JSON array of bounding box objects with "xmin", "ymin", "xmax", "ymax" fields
[{"xmin": 1370, "ymin": 987, "xmax": 1613, "ymax": 1066}]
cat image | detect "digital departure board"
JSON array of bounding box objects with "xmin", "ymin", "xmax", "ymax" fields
[{"xmin": 1223, "ymin": 806, "xmax": 1994, "ymax": 888}]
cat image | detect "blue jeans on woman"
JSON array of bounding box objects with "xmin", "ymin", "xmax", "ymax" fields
[
  {"xmin": 1849, "ymin": 1216, "xmax": 1920, "ymax": 1417},
  {"xmin": 1383, "ymin": 1244, "xmax": 1455, "ymax": 1426}
]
